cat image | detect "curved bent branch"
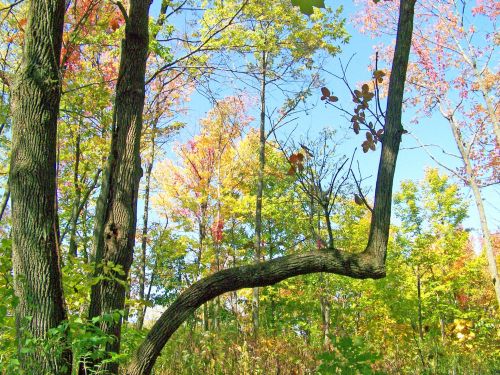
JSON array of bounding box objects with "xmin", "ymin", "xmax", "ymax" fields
[
  {"xmin": 127, "ymin": 0, "xmax": 415, "ymax": 374},
  {"xmin": 128, "ymin": 250, "xmax": 384, "ymax": 374}
]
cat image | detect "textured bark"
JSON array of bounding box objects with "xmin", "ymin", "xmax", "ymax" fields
[
  {"xmin": 86, "ymin": 0, "xmax": 151, "ymax": 372},
  {"xmin": 8, "ymin": 0, "xmax": 70, "ymax": 372},
  {"xmin": 127, "ymin": 1, "xmax": 415, "ymax": 373},
  {"xmin": 128, "ymin": 250, "xmax": 385, "ymax": 374}
]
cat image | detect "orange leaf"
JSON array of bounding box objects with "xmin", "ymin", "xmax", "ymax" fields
[
  {"xmin": 289, "ymin": 152, "xmax": 304, "ymax": 164},
  {"xmin": 110, "ymin": 17, "xmax": 120, "ymax": 31},
  {"xmin": 320, "ymin": 87, "xmax": 331, "ymax": 100}
]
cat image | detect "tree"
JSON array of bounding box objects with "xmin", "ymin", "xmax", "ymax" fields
[
  {"xmin": 126, "ymin": 0, "xmax": 417, "ymax": 372},
  {"xmin": 357, "ymin": 0, "xmax": 500, "ymax": 306},
  {"xmin": 86, "ymin": 0, "xmax": 151, "ymax": 371},
  {"xmin": 8, "ymin": 0, "xmax": 70, "ymax": 372},
  {"xmin": 5, "ymin": 0, "xmax": 417, "ymax": 373},
  {"xmin": 200, "ymin": 0, "xmax": 349, "ymax": 335},
  {"xmin": 394, "ymin": 169, "xmax": 470, "ymax": 369}
]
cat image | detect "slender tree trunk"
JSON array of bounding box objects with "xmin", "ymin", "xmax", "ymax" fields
[
  {"xmin": 416, "ymin": 269, "xmax": 424, "ymax": 340},
  {"xmin": 136, "ymin": 139, "xmax": 155, "ymax": 330},
  {"xmin": 319, "ymin": 274, "xmax": 331, "ymax": 348},
  {"xmin": 322, "ymin": 205, "xmax": 334, "ymax": 248},
  {"xmin": 69, "ymin": 127, "xmax": 82, "ymax": 257},
  {"xmin": 60, "ymin": 167, "xmax": 101, "ymax": 244},
  {"xmin": 253, "ymin": 51, "xmax": 267, "ymax": 338},
  {"xmin": 445, "ymin": 113, "xmax": 500, "ymax": 306},
  {"xmin": 9, "ymin": 0, "xmax": 70, "ymax": 371},
  {"xmin": 87, "ymin": 0, "xmax": 151, "ymax": 372},
  {"xmin": 81, "ymin": 201, "xmax": 90, "ymax": 263},
  {"xmin": 0, "ymin": 182, "xmax": 9, "ymax": 221},
  {"xmin": 139, "ymin": 257, "xmax": 157, "ymax": 328}
]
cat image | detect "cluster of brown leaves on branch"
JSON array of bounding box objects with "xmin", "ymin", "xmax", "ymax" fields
[
  {"xmin": 287, "ymin": 152, "xmax": 305, "ymax": 175},
  {"xmin": 320, "ymin": 69, "xmax": 388, "ymax": 153}
]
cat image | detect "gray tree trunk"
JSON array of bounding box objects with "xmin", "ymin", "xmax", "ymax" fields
[
  {"xmin": 136, "ymin": 134, "xmax": 156, "ymax": 330},
  {"xmin": 9, "ymin": 0, "xmax": 70, "ymax": 371},
  {"xmin": 87, "ymin": 0, "xmax": 151, "ymax": 372},
  {"xmin": 0, "ymin": 182, "xmax": 9, "ymax": 222},
  {"xmin": 445, "ymin": 114, "xmax": 500, "ymax": 306},
  {"xmin": 69, "ymin": 127, "xmax": 82, "ymax": 257}
]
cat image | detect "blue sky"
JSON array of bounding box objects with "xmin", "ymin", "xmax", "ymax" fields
[{"xmin": 150, "ymin": 0, "xmax": 499, "ymax": 243}]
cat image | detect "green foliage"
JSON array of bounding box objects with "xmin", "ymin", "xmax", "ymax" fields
[
  {"xmin": 0, "ymin": 239, "xmax": 18, "ymax": 373},
  {"xmin": 317, "ymin": 335, "xmax": 383, "ymax": 374}
]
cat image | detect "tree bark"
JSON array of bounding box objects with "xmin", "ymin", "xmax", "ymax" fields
[
  {"xmin": 86, "ymin": 0, "xmax": 151, "ymax": 372},
  {"xmin": 9, "ymin": 0, "xmax": 70, "ymax": 371},
  {"xmin": 127, "ymin": 1, "xmax": 415, "ymax": 372}
]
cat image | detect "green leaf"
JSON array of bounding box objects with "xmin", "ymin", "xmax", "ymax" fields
[{"xmin": 291, "ymin": 0, "xmax": 325, "ymax": 15}]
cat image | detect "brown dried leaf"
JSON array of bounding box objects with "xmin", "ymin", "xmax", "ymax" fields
[
  {"xmin": 321, "ymin": 87, "xmax": 331, "ymax": 100},
  {"xmin": 354, "ymin": 194, "xmax": 363, "ymax": 205}
]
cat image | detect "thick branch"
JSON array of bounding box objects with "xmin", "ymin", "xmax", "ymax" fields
[
  {"xmin": 127, "ymin": 0, "xmax": 416, "ymax": 373},
  {"xmin": 127, "ymin": 250, "xmax": 384, "ymax": 374}
]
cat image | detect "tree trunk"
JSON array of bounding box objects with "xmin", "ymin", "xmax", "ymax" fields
[
  {"xmin": 416, "ymin": 269, "xmax": 424, "ymax": 340},
  {"xmin": 126, "ymin": 0, "xmax": 415, "ymax": 372},
  {"xmin": 0, "ymin": 182, "xmax": 9, "ymax": 222},
  {"xmin": 60, "ymin": 167, "xmax": 101, "ymax": 245},
  {"xmin": 69, "ymin": 127, "xmax": 82, "ymax": 257},
  {"xmin": 253, "ymin": 50, "xmax": 267, "ymax": 338},
  {"xmin": 136, "ymin": 145, "xmax": 155, "ymax": 330},
  {"xmin": 9, "ymin": 0, "xmax": 70, "ymax": 371},
  {"xmin": 446, "ymin": 114, "xmax": 500, "ymax": 306},
  {"xmin": 319, "ymin": 275, "xmax": 331, "ymax": 348},
  {"xmin": 87, "ymin": 0, "xmax": 151, "ymax": 372}
]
